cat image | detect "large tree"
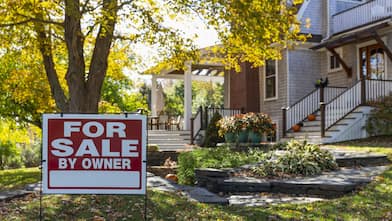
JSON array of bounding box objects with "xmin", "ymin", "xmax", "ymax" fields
[{"xmin": 0, "ymin": 0, "xmax": 304, "ymax": 113}]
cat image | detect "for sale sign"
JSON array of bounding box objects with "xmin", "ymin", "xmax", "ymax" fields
[{"xmin": 42, "ymin": 114, "xmax": 147, "ymax": 194}]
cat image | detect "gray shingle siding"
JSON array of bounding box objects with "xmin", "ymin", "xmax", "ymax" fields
[
  {"xmin": 260, "ymin": 51, "xmax": 288, "ymax": 138},
  {"xmin": 300, "ymin": 0, "xmax": 323, "ymax": 35},
  {"xmin": 288, "ymin": 50, "xmax": 322, "ymax": 105}
]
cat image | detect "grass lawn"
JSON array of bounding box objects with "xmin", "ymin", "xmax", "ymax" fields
[
  {"xmin": 0, "ymin": 167, "xmax": 40, "ymax": 191},
  {"xmin": 0, "ymin": 137, "xmax": 391, "ymax": 220}
]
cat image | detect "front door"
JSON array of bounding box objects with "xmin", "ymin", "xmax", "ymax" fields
[{"xmin": 360, "ymin": 44, "xmax": 385, "ymax": 80}]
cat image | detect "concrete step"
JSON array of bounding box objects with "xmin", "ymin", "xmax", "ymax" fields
[{"xmin": 148, "ymin": 130, "xmax": 191, "ymax": 135}]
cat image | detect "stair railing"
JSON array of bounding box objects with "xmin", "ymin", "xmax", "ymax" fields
[
  {"xmin": 283, "ymin": 86, "xmax": 346, "ymax": 137},
  {"xmin": 321, "ymin": 79, "xmax": 392, "ymax": 137},
  {"xmin": 190, "ymin": 106, "xmax": 203, "ymax": 145}
]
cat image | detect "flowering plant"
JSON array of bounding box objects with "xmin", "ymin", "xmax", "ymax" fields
[
  {"xmin": 245, "ymin": 112, "xmax": 274, "ymax": 135},
  {"xmin": 217, "ymin": 112, "xmax": 275, "ymax": 137}
]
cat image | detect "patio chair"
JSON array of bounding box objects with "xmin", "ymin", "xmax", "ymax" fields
[
  {"xmin": 168, "ymin": 115, "xmax": 181, "ymax": 130},
  {"xmin": 148, "ymin": 116, "xmax": 159, "ymax": 130},
  {"xmin": 158, "ymin": 114, "xmax": 169, "ymax": 130}
]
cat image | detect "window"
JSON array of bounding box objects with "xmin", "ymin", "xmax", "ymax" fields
[
  {"xmin": 265, "ymin": 60, "xmax": 277, "ymax": 100},
  {"xmin": 328, "ymin": 48, "xmax": 342, "ymax": 72},
  {"xmin": 360, "ymin": 44, "xmax": 385, "ymax": 80}
]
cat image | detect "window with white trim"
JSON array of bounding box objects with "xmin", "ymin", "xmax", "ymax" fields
[
  {"xmin": 265, "ymin": 60, "xmax": 277, "ymax": 100},
  {"xmin": 328, "ymin": 48, "xmax": 343, "ymax": 72}
]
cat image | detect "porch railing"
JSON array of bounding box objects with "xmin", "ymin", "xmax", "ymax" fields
[
  {"xmin": 190, "ymin": 106, "xmax": 203, "ymax": 145},
  {"xmin": 332, "ymin": 0, "xmax": 392, "ymax": 34},
  {"xmin": 190, "ymin": 106, "xmax": 244, "ymax": 144},
  {"xmin": 204, "ymin": 107, "xmax": 244, "ymax": 128},
  {"xmin": 321, "ymin": 79, "xmax": 392, "ymax": 136},
  {"xmin": 283, "ymin": 86, "xmax": 347, "ymax": 136}
]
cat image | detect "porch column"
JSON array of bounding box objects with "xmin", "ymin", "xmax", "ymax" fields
[
  {"xmin": 151, "ymin": 75, "xmax": 158, "ymax": 116},
  {"xmin": 184, "ymin": 61, "xmax": 192, "ymax": 130}
]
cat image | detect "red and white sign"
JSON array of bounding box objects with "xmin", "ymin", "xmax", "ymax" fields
[{"xmin": 42, "ymin": 114, "xmax": 147, "ymax": 194}]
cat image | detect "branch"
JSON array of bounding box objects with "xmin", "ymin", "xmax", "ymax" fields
[
  {"xmin": 87, "ymin": 0, "xmax": 117, "ymax": 111},
  {"xmin": 34, "ymin": 12, "xmax": 69, "ymax": 112},
  {"xmin": 0, "ymin": 20, "xmax": 32, "ymax": 27}
]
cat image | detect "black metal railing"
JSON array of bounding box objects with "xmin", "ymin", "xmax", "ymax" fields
[{"xmin": 283, "ymin": 86, "xmax": 346, "ymax": 136}]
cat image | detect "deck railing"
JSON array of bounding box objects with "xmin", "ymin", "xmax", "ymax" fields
[
  {"xmin": 332, "ymin": 0, "xmax": 392, "ymax": 34},
  {"xmin": 283, "ymin": 86, "xmax": 346, "ymax": 136},
  {"xmin": 321, "ymin": 79, "xmax": 392, "ymax": 136}
]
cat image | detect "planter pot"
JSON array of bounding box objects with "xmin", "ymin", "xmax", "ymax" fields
[
  {"xmin": 307, "ymin": 114, "xmax": 316, "ymax": 121},
  {"xmin": 224, "ymin": 132, "xmax": 236, "ymax": 143},
  {"xmin": 292, "ymin": 124, "xmax": 301, "ymax": 132},
  {"xmin": 237, "ymin": 130, "xmax": 249, "ymax": 143},
  {"xmin": 248, "ymin": 131, "xmax": 262, "ymax": 143}
]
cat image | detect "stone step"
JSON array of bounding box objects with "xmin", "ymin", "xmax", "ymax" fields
[{"xmin": 326, "ymin": 149, "xmax": 391, "ymax": 167}]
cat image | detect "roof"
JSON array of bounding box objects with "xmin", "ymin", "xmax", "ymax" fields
[{"xmin": 311, "ymin": 19, "xmax": 392, "ymax": 50}]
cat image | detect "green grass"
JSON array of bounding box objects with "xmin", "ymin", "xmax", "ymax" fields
[
  {"xmin": 0, "ymin": 167, "xmax": 40, "ymax": 191},
  {"xmin": 1, "ymin": 137, "xmax": 392, "ymax": 220}
]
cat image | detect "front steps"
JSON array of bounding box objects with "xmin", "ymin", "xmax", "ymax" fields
[
  {"xmin": 282, "ymin": 106, "xmax": 374, "ymax": 144},
  {"xmin": 148, "ymin": 130, "xmax": 192, "ymax": 151}
]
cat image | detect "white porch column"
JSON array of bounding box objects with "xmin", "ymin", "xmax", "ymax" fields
[
  {"xmin": 184, "ymin": 62, "xmax": 192, "ymax": 130},
  {"xmin": 151, "ymin": 75, "xmax": 158, "ymax": 116}
]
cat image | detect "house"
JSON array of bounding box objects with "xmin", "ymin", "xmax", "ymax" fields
[
  {"xmin": 227, "ymin": 0, "xmax": 392, "ymax": 143},
  {"xmin": 147, "ymin": 0, "xmax": 392, "ymax": 145}
]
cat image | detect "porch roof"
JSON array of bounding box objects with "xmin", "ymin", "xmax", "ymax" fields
[
  {"xmin": 143, "ymin": 46, "xmax": 225, "ymax": 83},
  {"xmin": 311, "ymin": 18, "xmax": 391, "ymax": 50}
]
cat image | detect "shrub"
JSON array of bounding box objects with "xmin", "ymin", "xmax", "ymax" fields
[
  {"xmin": 177, "ymin": 151, "xmax": 197, "ymax": 185},
  {"xmin": 366, "ymin": 95, "xmax": 392, "ymax": 136},
  {"xmin": 147, "ymin": 144, "xmax": 159, "ymax": 152},
  {"xmin": 0, "ymin": 141, "xmax": 19, "ymax": 169},
  {"xmin": 202, "ymin": 112, "xmax": 224, "ymax": 147},
  {"xmin": 253, "ymin": 140, "xmax": 338, "ymax": 177},
  {"xmin": 177, "ymin": 147, "xmax": 266, "ymax": 185}
]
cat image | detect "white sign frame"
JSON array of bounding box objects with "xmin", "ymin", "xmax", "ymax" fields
[{"xmin": 42, "ymin": 114, "xmax": 147, "ymax": 195}]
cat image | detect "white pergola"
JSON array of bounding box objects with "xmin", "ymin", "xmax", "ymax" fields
[{"xmin": 150, "ymin": 61, "xmax": 227, "ymax": 130}]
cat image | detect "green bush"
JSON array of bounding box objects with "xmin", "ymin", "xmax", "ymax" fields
[
  {"xmin": 366, "ymin": 95, "xmax": 392, "ymax": 136},
  {"xmin": 177, "ymin": 147, "xmax": 266, "ymax": 185},
  {"xmin": 202, "ymin": 112, "xmax": 224, "ymax": 147},
  {"xmin": 177, "ymin": 151, "xmax": 197, "ymax": 185},
  {"xmin": 0, "ymin": 141, "xmax": 19, "ymax": 169},
  {"xmin": 253, "ymin": 140, "xmax": 338, "ymax": 177}
]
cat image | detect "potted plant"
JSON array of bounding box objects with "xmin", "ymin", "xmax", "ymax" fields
[
  {"xmin": 217, "ymin": 116, "xmax": 237, "ymax": 143},
  {"xmin": 245, "ymin": 112, "xmax": 274, "ymax": 143}
]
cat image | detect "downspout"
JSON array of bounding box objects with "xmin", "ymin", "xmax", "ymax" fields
[{"xmin": 286, "ymin": 49, "xmax": 290, "ymax": 107}]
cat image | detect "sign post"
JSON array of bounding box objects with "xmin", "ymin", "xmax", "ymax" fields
[{"xmin": 42, "ymin": 114, "xmax": 147, "ymax": 195}]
